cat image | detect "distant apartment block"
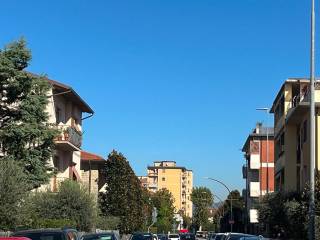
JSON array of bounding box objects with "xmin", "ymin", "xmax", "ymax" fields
[
  {"xmin": 80, "ymin": 151, "xmax": 106, "ymax": 198},
  {"xmin": 138, "ymin": 176, "xmax": 149, "ymax": 189},
  {"xmin": 145, "ymin": 161, "xmax": 193, "ymax": 218},
  {"xmin": 242, "ymin": 123, "xmax": 274, "ymax": 228},
  {"xmin": 270, "ymin": 78, "xmax": 320, "ymax": 192}
]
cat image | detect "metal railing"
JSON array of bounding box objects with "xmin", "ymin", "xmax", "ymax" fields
[{"xmin": 56, "ymin": 124, "xmax": 82, "ymax": 148}]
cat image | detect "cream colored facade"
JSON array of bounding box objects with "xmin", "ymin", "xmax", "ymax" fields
[
  {"xmin": 42, "ymin": 79, "xmax": 94, "ymax": 191},
  {"xmin": 271, "ymin": 78, "xmax": 320, "ymax": 192},
  {"xmin": 147, "ymin": 161, "xmax": 193, "ymax": 218}
]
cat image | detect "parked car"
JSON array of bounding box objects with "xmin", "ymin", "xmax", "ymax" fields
[
  {"xmin": 224, "ymin": 233, "xmax": 256, "ymax": 240},
  {"xmin": 167, "ymin": 234, "xmax": 179, "ymax": 240},
  {"xmin": 156, "ymin": 234, "xmax": 167, "ymax": 240},
  {"xmin": 12, "ymin": 228, "xmax": 79, "ymax": 240},
  {"xmin": 179, "ymin": 234, "xmax": 194, "ymax": 240},
  {"xmin": 0, "ymin": 238, "xmax": 31, "ymax": 240},
  {"xmin": 81, "ymin": 232, "xmax": 120, "ymax": 240},
  {"xmin": 130, "ymin": 233, "xmax": 157, "ymax": 240},
  {"xmin": 212, "ymin": 233, "xmax": 227, "ymax": 240}
]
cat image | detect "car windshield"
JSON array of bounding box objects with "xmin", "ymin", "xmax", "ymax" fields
[
  {"xmin": 82, "ymin": 235, "xmax": 113, "ymax": 240},
  {"xmin": 168, "ymin": 236, "xmax": 179, "ymax": 238},
  {"xmin": 12, "ymin": 232, "xmax": 64, "ymax": 240},
  {"xmin": 131, "ymin": 235, "xmax": 152, "ymax": 240},
  {"xmin": 228, "ymin": 235, "xmax": 254, "ymax": 240},
  {"xmin": 214, "ymin": 236, "xmax": 224, "ymax": 240}
]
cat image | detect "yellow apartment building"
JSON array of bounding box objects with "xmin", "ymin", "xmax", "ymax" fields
[
  {"xmin": 270, "ymin": 78, "xmax": 320, "ymax": 192},
  {"xmin": 146, "ymin": 161, "xmax": 193, "ymax": 218}
]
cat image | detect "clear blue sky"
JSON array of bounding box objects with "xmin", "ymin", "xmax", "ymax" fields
[{"xmin": 0, "ymin": 0, "xmax": 317, "ymax": 199}]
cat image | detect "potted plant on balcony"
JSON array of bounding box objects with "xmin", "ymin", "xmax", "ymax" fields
[{"xmin": 63, "ymin": 128, "xmax": 70, "ymax": 140}]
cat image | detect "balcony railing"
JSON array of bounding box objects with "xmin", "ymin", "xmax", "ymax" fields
[
  {"xmin": 290, "ymin": 88, "xmax": 309, "ymax": 109},
  {"xmin": 55, "ymin": 125, "xmax": 82, "ymax": 151},
  {"xmin": 250, "ymin": 182, "xmax": 260, "ymax": 197},
  {"xmin": 148, "ymin": 183, "xmax": 158, "ymax": 188}
]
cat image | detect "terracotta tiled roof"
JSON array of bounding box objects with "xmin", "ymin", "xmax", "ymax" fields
[{"xmin": 81, "ymin": 151, "xmax": 105, "ymax": 162}]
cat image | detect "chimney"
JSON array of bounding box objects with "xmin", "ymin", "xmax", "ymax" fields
[{"xmin": 256, "ymin": 122, "xmax": 262, "ymax": 134}]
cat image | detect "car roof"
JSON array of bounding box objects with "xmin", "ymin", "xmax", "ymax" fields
[
  {"xmin": 0, "ymin": 238, "xmax": 31, "ymax": 240},
  {"xmin": 13, "ymin": 229, "xmax": 76, "ymax": 234}
]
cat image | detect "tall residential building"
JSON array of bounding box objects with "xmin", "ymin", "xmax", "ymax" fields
[
  {"xmin": 270, "ymin": 78, "xmax": 320, "ymax": 192},
  {"xmin": 147, "ymin": 161, "xmax": 193, "ymax": 218},
  {"xmin": 242, "ymin": 123, "xmax": 274, "ymax": 230},
  {"xmin": 45, "ymin": 78, "xmax": 94, "ymax": 191}
]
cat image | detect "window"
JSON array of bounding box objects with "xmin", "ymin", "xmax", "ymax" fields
[
  {"xmin": 162, "ymin": 177, "xmax": 165, "ymax": 181},
  {"xmin": 162, "ymin": 169, "xmax": 166, "ymax": 173},
  {"xmin": 55, "ymin": 107, "xmax": 62, "ymax": 124}
]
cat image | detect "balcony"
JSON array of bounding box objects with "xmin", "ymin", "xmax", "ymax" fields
[
  {"xmin": 249, "ymin": 209, "xmax": 259, "ymax": 223},
  {"xmin": 55, "ymin": 125, "xmax": 82, "ymax": 151},
  {"xmin": 250, "ymin": 182, "xmax": 260, "ymax": 197},
  {"xmin": 250, "ymin": 154, "xmax": 260, "ymax": 169},
  {"xmin": 148, "ymin": 172, "xmax": 158, "ymax": 177},
  {"xmin": 148, "ymin": 183, "xmax": 158, "ymax": 189}
]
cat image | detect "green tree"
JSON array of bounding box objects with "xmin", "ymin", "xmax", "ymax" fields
[
  {"xmin": 99, "ymin": 150, "xmax": 145, "ymax": 233},
  {"xmin": 220, "ymin": 190, "xmax": 245, "ymax": 233},
  {"xmin": 0, "ymin": 39, "xmax": 58, "ymax": 189},
  {"xmin": 258, "ymin": 191, "xmax": 308, "ymax": 239},
  {"xmin": 151, "ymin": 189, "xmax": 176, "ymax": 233},
  {"xmin": 0, "ymin": 160, "xmax": 30, "ymax": 230},
  {"xmin": 26, "ymin": 180, "xmax": 96, "ymax": 231},
  {"xmin": 191, "ymin": 187, "xmax": 213, "ymax": 231}
]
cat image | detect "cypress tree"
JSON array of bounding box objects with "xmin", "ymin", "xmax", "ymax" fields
[{"xmin": 99, "ymin": 150, "xmax": 144, "ymax": 233}]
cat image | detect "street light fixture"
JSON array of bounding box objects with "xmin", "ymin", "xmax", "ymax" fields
[
  {"xmin": 203, "ymin": 177, "xmax": 233, "ymax": 232},
  {"xmin": 256, "ymin": 107, "xmax": 270, "ymax": 194}
]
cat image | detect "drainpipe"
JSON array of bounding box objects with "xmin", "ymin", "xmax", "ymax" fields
[{"xmin": 89, "ymin": 159, "xmax": 92, "ymax": 194}]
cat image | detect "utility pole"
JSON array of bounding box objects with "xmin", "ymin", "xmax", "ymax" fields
[{"xmin": 309, "ymin": 0, "xmax": 316, "ymax": 239}]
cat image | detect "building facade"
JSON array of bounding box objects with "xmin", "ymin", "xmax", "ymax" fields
[
  {"xmin": 146, "ymin": 161, "xmax": 193, "ymax": 218},
  {"xmin": 80, "ymin": 151, "xmax": 106, "ymax": 198},
  {"xmin": 242, "ymin": 123, "xmax": 274, "ymax": 230},
  {"xmin": 44, "ymin": 78, "xmax": 94, "ymax": 191},
  {"xmin": 270, "ymin": 78, "xmax": 320, "ymax": 192}
]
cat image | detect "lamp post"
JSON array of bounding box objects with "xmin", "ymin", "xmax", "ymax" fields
[
  {"xmin": 256, "ymin": 107, "xmax": 270, "ymax": 194},
  {"xmin": 204, "ymin": 177, "xmax": 233, "ymax": 232},
  {"xmin": 309, "ymin": 0, "xmax": 316, "ymax": 239}
]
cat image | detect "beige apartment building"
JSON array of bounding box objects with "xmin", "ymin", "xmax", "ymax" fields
[
  {"xmin": 146, "ymin": 161, "xmax": 193, "ymax": 218},
  {"xmin": 44, "ymin": 78, "xmax": 94, "ymax": 191},
  {"xmin": 270, "ymin": 78, "xmax": 320, "ymax": 192}
]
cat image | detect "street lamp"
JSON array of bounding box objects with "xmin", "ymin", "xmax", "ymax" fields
[
  {"xmin": 256, "ymin": 107, "xmax": 270, "ymax": 194},
  {"xmin": 309, "ymin": 1, "xmax": 316, "ymax": 239},
  {"xmin": 204, "ymin": 177, "xmax": 233, "ymax": 232}
]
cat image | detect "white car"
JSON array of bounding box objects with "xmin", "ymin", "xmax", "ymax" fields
[{"xmin": 168, "ymin": 234, "xmax": 180, "ymax": 240}]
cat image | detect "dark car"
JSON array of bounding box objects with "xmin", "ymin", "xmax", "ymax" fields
[
  {"xmin": 156, "ymin": 234, "xmax": 167, "ymax": 240},
  {"xmin": 224, "ymin": 233, "xmax": 256, "ymax": 240},
  {"xmin": 130, "ymin": 233, "xmax": 157, "ymax": 240},
  {"xmin": 81, "ymin": 233, "xmax": 120, "ymax": 240},
  {"xmin": 179, "ymin": 234, "xmax": 194, "ymax": 240},
  {"xmin": 12, "ymin": 228, "xmax": 79, "ymax": 240}
]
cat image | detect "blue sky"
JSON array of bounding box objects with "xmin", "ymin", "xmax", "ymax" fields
[{"xmin": 0, "ymin": 0, "xmax": 317, "ymax": 199}]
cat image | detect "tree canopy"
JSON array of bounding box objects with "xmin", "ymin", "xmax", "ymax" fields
[
  {"xmin": 99, "ymin": 150, "xmax": 145, "ymax": 233},
  {"xmin": 151, "ymin": 188, "xmax": 176, "ymax": 233},
  {"xmin": 0, "ymin": 39, "xmax": 57, "ymax": 189},
  {"xmin": 191, "ymin": 187, "xmax": 213, "ymax": 230}
]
